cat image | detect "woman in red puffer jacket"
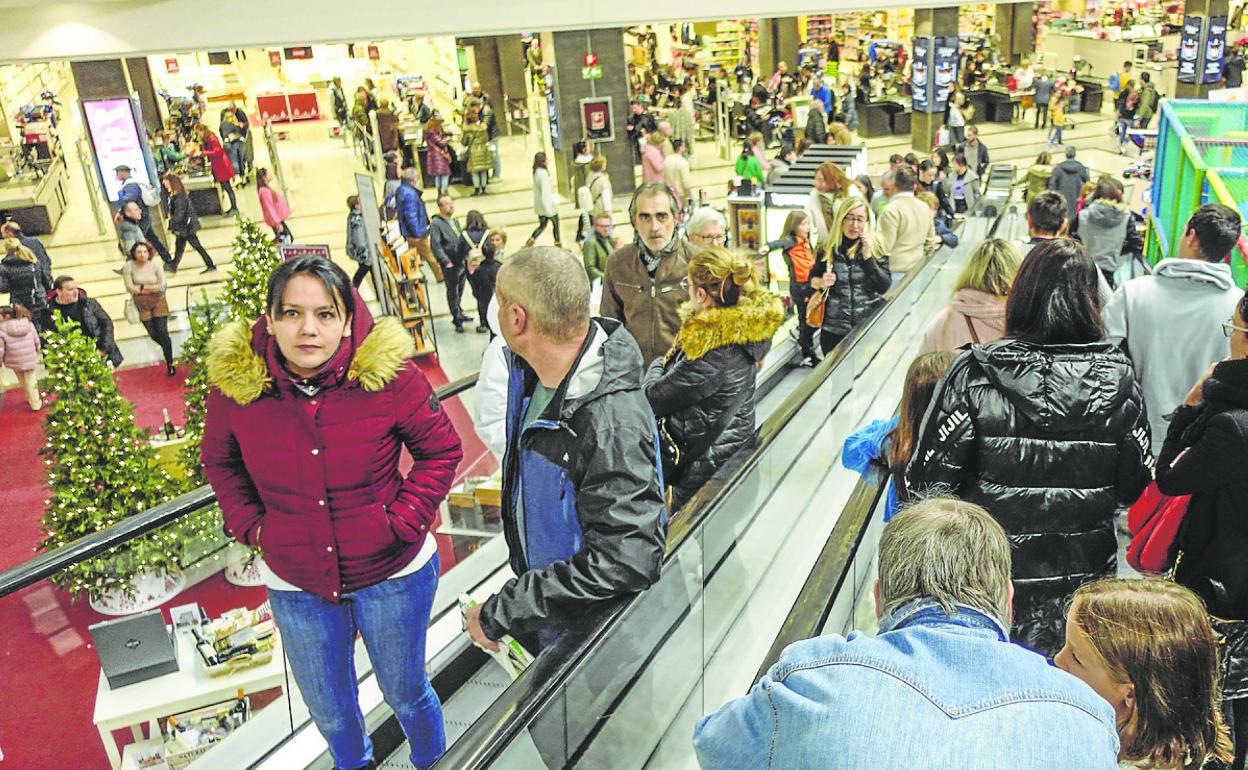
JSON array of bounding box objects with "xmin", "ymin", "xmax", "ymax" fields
[{"xmin": 202, "ymin": 256, "xmax": 462, "ymax": 770}]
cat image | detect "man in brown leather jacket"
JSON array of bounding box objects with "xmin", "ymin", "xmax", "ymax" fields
[{"xmin": 600, "ymin": 183, "xmax": 695, "ymax": 365}]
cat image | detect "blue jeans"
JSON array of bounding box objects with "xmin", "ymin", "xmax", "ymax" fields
[
  {"xmin": 1117, "ymin": 117, "xmax": 1131, "ymax": 145},
  {"xmin": 433, "ymin": 174, "xmax": 449, "ymax": 193},
  {"xmin": 269, "ymin": 554, "xmax": 445, "ymax": 770},
  {"xmin": 224, "ymin": 140, "xmax": 246, "ymax": 178}
]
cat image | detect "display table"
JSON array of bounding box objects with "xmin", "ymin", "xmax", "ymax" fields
[
  {"xmin": 984, "ymin": 87, "xmax": 1030, "ymax": 123},
  {"xmin": 256, "ymin": 89, "xmax": 321, "ymax": 123},
  {"xmin": 1075, "ymin": 79, "xmax": 1105, "ymax": 113},
  {"xmin": 93, "ymin": 626, "xmax": 285, "ymax": 769},
  {"xmin": 183, "ymin": 174, "xmax": 223, "ymax": 216},
  {"xmin": 0, "ymin": 161, "xmax": 67, "ymax": 234},
  {"xmin": 859, "ymin": 99, "xmax": 910, "ymax": 137}
]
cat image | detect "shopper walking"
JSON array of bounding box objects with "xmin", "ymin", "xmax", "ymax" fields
[
  {"xmin": 526, "ymin": 152, "xmax": 561, "ymax": 247},
  {"xmin": 582, "ymin": 213, "xmax": 615, "ymax": 289},
  {"xmin": 462, "ymin": 246, "xmax": 666, "ymax": 652},
  {"xmin": 256, "ymin": 168, "xmax": 293, "ymax": 242},
  {"xmin": 1078, "ymin": 176, "xmax": 1133, "ymax": 286},
  {"xmin": 1048, "ymin": 146, "xmax": 1091, "ymax": 224},
  {"xmin": 0, "ymin": 238, "xmax": 51, "ymax": 331},
  {"xmin": 1022, "ymin": 151, "xmax": 1053, "ymax": 203},
  {"xmin": 1055, "ymin": 578, "xmax": 1234, "ymax": 770},
  {"xmin": 115, "ymin": 201, "xmax": 147, "ymax": 262},
  {"xmin": 375, "ymin": 99, "xmax": 400, "ymax": 155},
  {"xmin": 121, "ymin": 242, "xmax": 175, "ymax": 375},
  {"xmin": 114, "ymin": 165, "xmax": 174, "ymax": 264},
  {"xmin": 947, "ymin": 91, "xmax": 968, "ymax": 145},
  {"xmin": 195, "ymin": 124, "xmax": 238, "ymax": 216},
  {"xmin": 1115, "ymin": 84, "xmax": 1138, "ymax": 152},
  {"xmin": 808, "ymin": 196, "xmax": 891, "ymax": 355},
  {"xmin": 940, "ymin": 154, "xmax": 980, "ymax": 216},
  {"xmin": 1047, "ymin": 94, "xmax": 1068, "ymax": 146},
  {"xmin": 1135, "ymin": 72, "xmax": 1160, "ymax": 129},
  {"xmin": 423, "ymin": 116, "xmax": 452, "ymax": 196},
  {"xmin": 919, "ymin": 238, "xmax": 1020, "ymax": 354},
  {"xmin": 49, "ymin": 277, "xmax": 121, "ymax": 367},
  {"xmin": 395, "ymin": 167, "xmax": 441, "ymax": 282},
  {"xmin": 429, "ymin": 194, "xmax": 470, "ymax": 332},
  {"xmin": 1033, "ymin": 70, "xmax": 1054, "ymax": 130},
  {"xmin": 0, "ymin": 222, "xmax": 51, "ymax": 287},
  {"xmin": 345, "ymin": 195, "xmax": 373, "ymax": 289},
  {"xmin": 469, "ymin": 230, "xmax": 503, "ymax": 334},
  {"xmin": 203, "ymin": 256, "xmax": 462, "ymax": 770},
  {"xmin": 644, "ymin": 247, "xmax": 783, "ymax": 509},
  {"xmin": 461, "ymin": 109, "xmax": 491, "ymax": 196},
  {"xmin": 906, "ymin": 238, "xmax": 1153, "ymax": 656},
  {"xmin": 960, "ymin": 126, "xmax": 991, "ymax": 182},
  {"xmin": 664, "ymin": 139, "xmax": 692, "ymax": 204},
  {"xmin": 0, "ymin": 304, "xmax": 42, "ymax": 409},
  {"xmin": 587, "ymin": 156, "xmax": 613, "ymax": 219},
  {"xmin": 764, "ymin": 210, "xmax": 819, "ymax": 365},
  {"xmin": 162, "ymin": 173, "xmax": 216, "ymax": 274},
  {"xmin": 641, "ymin": 131, "xmax": 666, "ymax": 184},
  {"xmin": 1157, "ymin": 296, "xmax": 1248, "ymax": 768},
  {"xmin": 877, "ymin": 165, "xmax": 936, "ymax": 283}
]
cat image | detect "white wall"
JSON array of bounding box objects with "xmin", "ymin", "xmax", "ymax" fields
[{"xmin": 0, "ymin": 0, "xmax": 960, "ymax": 64}]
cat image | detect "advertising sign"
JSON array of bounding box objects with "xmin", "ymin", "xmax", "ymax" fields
[
  {"xmin": 284, "ymin": 46, "xmax": 313, "ymax": 60},
  {"xmin": 545, "ymin": 71, "xmax": 561, "ymax": 150},
  {"xmin": 580, "ymin": 97, "xmax": 615, "ymax": 141},
  {"xmin": 933, "ymin": 36, "xmax": 959, "ymax": 113},
  {"xmin": 277, "ymin": 244, "xmax": 332, "ymax": 261},
  {"xmin": 1204, "ymin": 16, "xmax": 1228, "ymax": 84},
  {"xmin": 268, "ymin": 50, "xmax": 282, "ymax": 67},
  {"xmin": 164, "ymin": 58, "xmax": 179, "ymax": 74},
  {"xmin": 912, "ymin": 36, "xmax": 932, "ymax": 113},
  {"xmin": 1179, "ymin": 16, "xmax": 1203, "ymax": 83},
  {"xmin": 81, "ymin": 98, "xmax": 153, "ymax": 203}
]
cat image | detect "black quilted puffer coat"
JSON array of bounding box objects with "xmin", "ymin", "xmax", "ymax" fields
[
  {"xmin": 807, "ymin": 238, "xmax": 892, "ymax": 337},
  {"xmin": 905, "ymin": 338, "xmax": 1154, "ymax": 656},
  {"xmin": 644, "ymin": 292, "xmax": 783, "ymax": 511}
]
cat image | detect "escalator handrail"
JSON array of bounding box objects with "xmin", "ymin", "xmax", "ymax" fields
[
  {"xmin": 0, "ymin": 372, "xmax": 480, "ymax": 600},
  {"xmin": 752, "ymin": 193, "xmax": 1016, "ymax": 682},
  {"xmin": 435, "ymin": 194, "xmax": 1011, "ymax": 769}
]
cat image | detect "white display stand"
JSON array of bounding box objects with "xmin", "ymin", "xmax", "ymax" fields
[{"xmin": 93, "ymin": 626, "xmax": 284, "ymax": 770}]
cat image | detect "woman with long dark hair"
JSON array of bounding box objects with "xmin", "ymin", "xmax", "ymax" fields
[
  {"xmin": 256, "ymin": 168, "xmax": 293, "ymax": 241},
  {"xmin": 526, "ymin": 152, "xmax": 560, "ymax": 247},
  {"xmin": 906, "ymin": 238, "xmax": 1153, "ymax": 656},
  {"xmin": 121, "ymin": 241, "xmax": 176, "ymax": 375},
  {"xmin": 163, "ymin": 172, "xmax": 216, "ymax": 273},
  {"xmin": 202, "ymin": 256, "xmax": 462, "ymax": 770},
  {"xmin": 194, "ymin": 123, "xmax": 238, "ymax": 215}
]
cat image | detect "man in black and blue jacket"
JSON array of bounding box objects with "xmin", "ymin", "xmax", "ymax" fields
[{"xmin": 464, "ymin": 246, "xmax": 668, "ymax": 651}]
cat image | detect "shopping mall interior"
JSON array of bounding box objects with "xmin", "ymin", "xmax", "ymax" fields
[{"xmin": 1, "ymin": 0, "xmax": 1246, "ymax": 767}]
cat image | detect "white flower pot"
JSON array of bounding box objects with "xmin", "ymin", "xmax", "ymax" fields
[
  {"xmin": 224, "ymin": 548, "xmax": 265, "ymax": 587},
  {"xmin": 89, "ymin": 568, "xmax": 187, "ymax": 616}
]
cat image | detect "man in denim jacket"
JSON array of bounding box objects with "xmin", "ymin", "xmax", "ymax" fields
[{"xmin": 693, "ymin": 497, "xmax": 1120, "ymax": 770}]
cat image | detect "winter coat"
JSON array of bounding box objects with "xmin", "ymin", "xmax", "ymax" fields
[
  {"xmin": 201, "ymin": 306, "xmax": 463, "ymax": 601},
  {"xmin": 48, "ymin": 291, "xmax": 121, "ymax": 367},
  {"xmin": 807, "ymin": 240, "xmax": 892, "ymax": 337},
  {"xmin": 478, "ymin": 317, "xmax": 667, "ymax": 640},
  {"xmin": 767, "ymin": 236, "xmax": 817, "ymax": 307},
  {"xmin": 919, "ymin": 288, "xmax": 1008, "ymax": 354},
  {"xmin": 842, "ymin": 415, "xmax": 901, "ymax": 522},
  {"xmin": 0, "ymin": 316, "xmax": 40, "ymax": 372},
  {"xmin": 461, "ymin": 121, "xmax": 492, "ymax": 173},
  {"xmin": 582, "ymin": 233, "xmax": 612, "ymax": 283},
  {"xmin": 960, "ymin": 139, "xmax": 991, "ymax": 179},
  {"xmin": 877, "ymin": 193, "xmax": 936, "ymax": 274},
  {"xmin": 375, "ymin": 107, "xmax": 399, "ymax": 153},
  {"xmin": 940, "ymin": 171, "xmax": 980, "ymax": 213},
  {"xmin": 394, "ymin": 181, "xmax": 430, "ymax": 239},
  {"xmin": 167, "ymin": 192, "xmax": 201, "ymax": 237},
  {"xmin": 588, "ymin": 171, "xmax": 613, "ymax": 218},
  {"xmin": 600, "ymin": 238, "xmax": 696, "ymax": 366},
  {"xmin": 117, "ymin": 218, "xmax": 145, "ymax": 257},
  {"xmin": 1078, "ymin": 200, "xmax": 1131, "ymax": 273},
  {"xmin": 805, "ymin": 109, "xmax": 828, "ymax": 144},
  {"xmin": 15, "ymin": 233, "xmax": 52, "ymax": 288},
  {"xmin": 200, "ymin": 132, "xmax": 235, "ymax": 183},
  {"xmin": 345, "ymin": 210, "xmax": 370, "ymax": 264},
  {"xmin": 1048, "ymin": 159, "xmax": 1090, "ymax": 221},
  {"xmin": 429, "ymin": 215, "xmax": 468, "ymax": 268},
  {"xmin": 533, "ymin": 167, "xmax": 557, "ymax": 217},
  {"xmin": 1023, "ymin": 164, "xmax": 1052, "ymax": 203},
  {"xmin": 473, "ymin": 296, "xmax": 508, "ymax": 458},
  {"xmin": 641, "ymin": 144, "xmax": 666, "ymax": 184},
  {"xmin": 1136, "ymin": 83, "xmax": 1159, "ymax": 123},
  {"xmin": 644, "ymin": 293, "xmax": 783, "ymax": 508},
  {"xmin": 0, "ymin": 253, "xmax": 50, "ymax": 312},
  {"xmin": 1103, "ymin": 258, "xmax": 1241, "ymax": 454},
  {"xmin": 734, "ymin": 154, "xmax": 765, "ymax": 187},
  {"xmin": 841, "ymin": 93, "xmax": 859, "ymax": 132},
  {"xmin": 906, "ymin": 339, "xmax": 1153, "ymax": 655},
  {"xmin": 257, "ymin": 185, "xmax": 291, "ymax": 230},
  {"xmin": 424, "ymin": 130, "xmax": 452, "ymax": 178},
  {"xmin": 1157, "ymin": 358, "xmax": 1248, "ymax": 620},
  {"xmin": 668, "ymin": 107, "xmax": 695, "ymax": 154}
]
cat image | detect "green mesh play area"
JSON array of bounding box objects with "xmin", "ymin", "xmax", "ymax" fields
[{"xmin": 1148, "ymin": 100, "xmax": 1248, "ymax": 286}]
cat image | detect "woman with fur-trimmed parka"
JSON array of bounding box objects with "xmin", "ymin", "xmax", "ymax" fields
[
  {"xmin": 201, "ymin": 256, "xmax": 462, "ymax": 770},
  {"xmin": 644, "ymin": 247, "xmax": 783, "ymax": 510}
]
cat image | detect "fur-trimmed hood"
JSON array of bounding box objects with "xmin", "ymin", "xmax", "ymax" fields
[
  {"xmin": 207, "ymin": 302, "xmax": 414, "ymax": 405},
  {"xmin": 673, "ymin": 292, "xmax": 784, "ymax": 362}
]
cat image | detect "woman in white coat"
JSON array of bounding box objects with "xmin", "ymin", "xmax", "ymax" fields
[{"xmin": 525, "ymin": 151, "xmax": 561, "ymax": 247}]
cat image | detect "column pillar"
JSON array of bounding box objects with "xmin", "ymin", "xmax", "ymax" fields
[
  {"xmin": 994, "ymin": 3, "xmax": 1035, "ymax": 67},
  {"xmin": 550, "ymin": 28, "xmax": 634, "ymax": 201},
  {"xmin": 911, "ymin": 7, "xmax": 960, "ymax": 153},
  {"xmin": 1175, "ymin": 0, "xmax": 1230, "ymax": 99},
  {"xmin": 757, "ymin": 17, "xmax": 801, "ymax": 82}
]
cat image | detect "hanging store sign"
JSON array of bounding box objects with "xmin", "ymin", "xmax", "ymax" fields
[
  {"xmin": 1179, "ymin": 16, "xmax": 1203, "ymax": 83},
  {"xmin": 278, "ymin": 244, "xmax": 332, "ymax": 262},
  {"xmin": 368, "ymin": 45, "xmax": 381, "ymax": 61},
  {"xmin": 268, "ymin": 50, "xmax": 282, "ymax": 67},
  {"xmin": 583, "ymin": 53, "xmax": 598, "ymax": 67},
  {"xmin": 580, "ymin": 97, "xmax": 615, "ymax": 142},
  {"xmin": 164, "ymin": 58, "xmax": 180, "ymax": 74},
  {"xmin": 283, "ymin": 46, "xmax": 314, "ymax": 61},
  {"xmin": 1205, "ymin": 16, "xmax": 1228, "ymax": 84},
  {"xmin": 581, "ymin": 66, "xmax": 603, "ymax": 80}
]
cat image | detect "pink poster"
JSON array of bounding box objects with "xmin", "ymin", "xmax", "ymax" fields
[{"xmin": 82, "ymin": 98, "xmax": 151, "ymax": 202}]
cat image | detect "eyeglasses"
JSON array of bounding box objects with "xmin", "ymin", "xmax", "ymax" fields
[
  {"xmin": 1223, "ymin": 319, "xmax": 1248, "ymax": 337},
  {"xmin": 843, "ymin": 215, "xmax": 869, "ymax": 225},
  {"xmin": 695, "ymin": 232, "xmax": 727, "ymax": 245}
]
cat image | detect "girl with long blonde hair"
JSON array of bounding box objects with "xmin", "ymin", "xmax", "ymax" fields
[{"xmin": 806, "ymin": 196, "xmax": 890, "ymax": 355}]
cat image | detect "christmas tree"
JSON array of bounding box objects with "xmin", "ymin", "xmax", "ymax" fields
[
  {"xmin": 221, "ymin": 218, "xmax": 282, "ymax": 323},
  {"xmin": 39, "ymin": 317, "xmax": 183, "ymax": 600},
  {"xmin": 177, "ymin": 293, "xmax": 228, "ymax": 488}
]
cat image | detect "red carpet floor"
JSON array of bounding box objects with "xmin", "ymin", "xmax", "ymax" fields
[{"xmin": 0, "ymin": 354, "xmax": 497, "ymax": 769}]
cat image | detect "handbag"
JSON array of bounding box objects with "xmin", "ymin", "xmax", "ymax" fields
[
  {"xmin": 123, "ymin": 297, "xmax": 141, "ymax": 325},
  {"xmin": 1126, "ymin": 480, "xmax": 1190, "ymax": 573},
  {"xmin": 806, "ymin": 288, "xmax": 829, "ymax": 328},
  {"xmin": 963, "ymin": 314, "xmax": 981, "ymax": 344}
]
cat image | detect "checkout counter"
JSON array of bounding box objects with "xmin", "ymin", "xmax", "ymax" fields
[{"xmin": 0, "ymin": 161, "xmax": 68, "ymax": 235}]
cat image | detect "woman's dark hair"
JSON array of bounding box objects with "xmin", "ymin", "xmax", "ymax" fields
[
  {"xmin": 889, "ymin": 351, "xmax": 958, "ymax": 478},
  {"xmin": 1093, "ymin": 175, "xmax": 1124, "ymax": 203},
  {"xmin": 0, "ymin": 304, "xmax": 31, "ymax": 321},
  {"xmin": 128, "ymin": 241, "xmax": 155, "ymax": 261},
  {"xmin": 466, "ymin": 210, "xmax": 488, "ymax": 231},
  {"xmin": 163, "ymin": 172, "xmax": 186, "ymax": 195},
  {"xmin": 854, "ymin": 174, "xmax": 875, "ymax": 203},
  {"xmin": 347, "ymin": 194, "xmax": 360, "ymax": 210},
  {"xmin": 255, "ymin": 168, "xmax": 272, "ymax": 188},
  {"xmin": 265, "ymin": 256, "xmax": 355, "ymax": 321},
  {"xmin": 1006, "ymin": 238, "xmax": 1103, "ymax": 344},
  {"xmin": 533, "ymin": 151, "xmax": 547, "ymax": 172}
]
